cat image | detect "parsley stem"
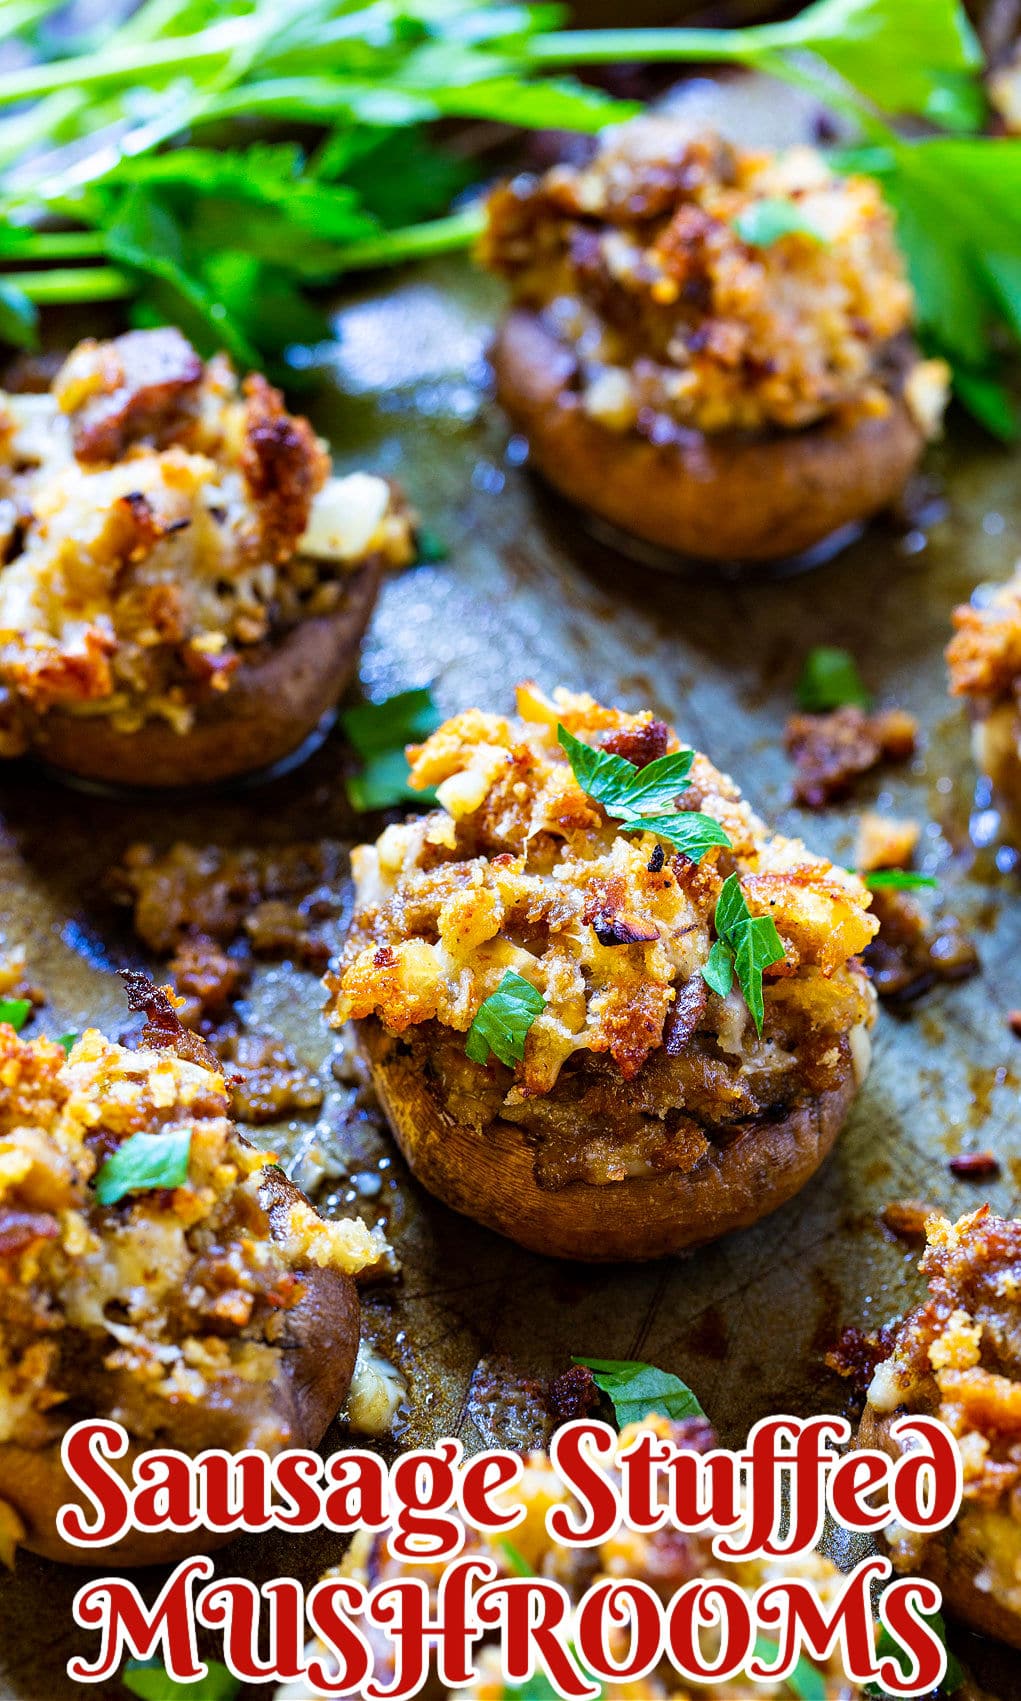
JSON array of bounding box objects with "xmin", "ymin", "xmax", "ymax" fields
[
  {"xmin": 334, "ymin": 206, "xmax": 485, "ymax": 273},
  {"xmin": 1, "ymin": 230, "xmax": 108, "ymax": 259},
  {"xmin": 527, "ymin": 27, "xmax": 763, "ymax": 64},
  {"xmin": 2, "ymin": 265, "xmax": 134, "ymax": 301}
]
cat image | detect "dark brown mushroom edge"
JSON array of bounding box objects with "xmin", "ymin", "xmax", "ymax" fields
[
  {"xmin": 0, "ymin": 993, "xmax": 384, "ymax": 1565},
  {"xmin": 948, "ymin": 567, "xmax": 1021, "ymax": 842},
  {"xmin": 278, "ymin": 1413, "xmax": 861, "ymax": 1701},
  {"xmin": 326, "ymin": 684, "xmax": 878, "ymax": 1261},
  {"xmin": 482, "ymin": 120, "xmax": 948, "ymax": 566},
  {"xmin": 0, "ymin": 327, "xmax": 414, "ymax": 788},
  {"xmin": 856, "ymin": 1208, "xmax": 1021, "ymax": 1650}
]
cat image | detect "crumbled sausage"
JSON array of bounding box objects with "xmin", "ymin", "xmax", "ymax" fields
[
  {"xmin": 863, "ymin": 888, "xmax": 979, "ymax": 1002},
  {"xmin": 57, "ymin": 328, "xmax": 203, "ymax": 464},
  {"xmin": 785, "ymin": 706, "xmax": 917, "ymax": 808}
]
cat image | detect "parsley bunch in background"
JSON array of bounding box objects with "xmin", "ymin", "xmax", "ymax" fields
[{"xmin": 0, "ymin": 0, "xmax": 1018, "ymax": 430}]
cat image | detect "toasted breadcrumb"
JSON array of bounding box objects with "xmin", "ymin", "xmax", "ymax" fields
[
  {"xmin": 279, "ymin": 1415, "xmax": 858, "ymax": 1701},
  {"xmin": 328, "ymin": 684, "xmax": 877, "ymax": 1107},
  {"xmin": 484, "ymin": 119, "xmax": 943, "ymax": 441},
  {"xmin": 0, "ymin": 330, "xmax": 414, "ymax": 752},
  {"xmin": 867, "ymin": 1209, "xmax": 1021, "ymax": 1619},
  {"xmin": 0, "ymin": 1023, "xmax": 383, "ymax": 1454},
  {"xmin": 854, "ymin": 811, "xmax": 921, "ymax": 873}
]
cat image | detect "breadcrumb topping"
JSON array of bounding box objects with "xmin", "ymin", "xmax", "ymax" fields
[
  {"xmin": 948, "ymin": 567, "xmax": 1021, "ymax": 702},
  {"xmin": 868, "ymin": 1208, "xmax": 1021, "ymax": 1616},
  {"xmin": 483, "ymin": 119, "xmax": 944, "ymax": 439},
  {"xmin": 328, "ymin": 684, "xmax": 877, "ymax": 1107},
  {"xmin": 0, "ymin": 1023, "xmax": 383, "ymax": 1452},
  {"xmin": 0, "ymin": 328, "xmax": 414, "ymax": 750},
  {"xmin": 283, "ymin": 1415, "xmax": 858, "ymax": 1701}
]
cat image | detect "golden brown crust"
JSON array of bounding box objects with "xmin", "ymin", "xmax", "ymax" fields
[
  {"xmin": 858, "ymin": 1404, "xmax": 1021, "ymax": 1651},
  {"xmin": 27, "ymin": 556, "xmax": 381, "ymax": 787},
  {"xmin": 0, "ymin": 1167, "xmax": 360, "ymax": 1567},
  {"xmin": 358, "ymin": 1013, "xmax": 857, "ymax": 1260},
  {"xmin": 492, "ymin": 309, "xmax": 926, "ymax": 563}
]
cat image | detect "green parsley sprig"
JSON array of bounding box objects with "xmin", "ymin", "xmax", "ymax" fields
[
  {"xmin": 93, "ymin": 1128, "xmax": 192, "ymax": 1207},
  {"xmin": 340, "ymin": 687, "xmax": 441, "ymax": 813},
  {"xmin": 796, "ymin": 647, "xmax": 872, "ymax": 713},
  {"xmin": 573, "ymin": 1357, "xmax": 705, "ymax": 1427},
  {"xmin": 733, "ymin": 199, "xmax": 827, "ymax": 247},
  {"xmin": 862, "ymin": 869, "xmax": 938, "ymax": 890},
  {"xmin": 0, "ymin": 997, "xmax": 31, "ymax": 1032},
  {"xmin": 702, "ymin": 873, "xmax": 786, "ymax": 1036},
  {"xmin": 0, "ymin": 0, "xmax": 1017, "ymax": 429},
  {"xmin": 557, "ymin": 724, "xmax": 730, "ymax": 862},
  {"xmin": 123, "ymin": 1658, "xmax": 240, "ymax": 1701},
  {"xmin": 465, "ymin": 970, "xmax": 545, "ymax": 1069}
]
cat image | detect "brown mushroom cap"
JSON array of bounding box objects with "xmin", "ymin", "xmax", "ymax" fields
[
  {"xmin": 858, "ymin": 1403, "xmax": 1021, "ymax": 1651},
  {"xmin": 0, "ymin": 1169, "xmax": 360, "ymax": 1566},
  {"xmin": 491, "ymin": 309, "xmax": 925, "ymax": 565},
  {"xmin": 27, "ymin": 557, "xmax": 381, "ymax": 790},
  {"xmin": 358, "ymin": 1015, "xmax": 858, "ymax": 1262}
]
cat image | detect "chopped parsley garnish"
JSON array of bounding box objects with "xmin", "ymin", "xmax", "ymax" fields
[
  {"xmin": 0, "ymin": 998, "xmax": 31, "ymax": 1032},
  {"xmin": 863, "ymin": 869, "xmax": 938, "ymax": 890},
  {"xmin": 795, "ymin": 647, "xmax": 872, "ymax": 712},
  {"xmin": 573, "ymin": 1358, "xmax": 705, "ymax": 1427},
  {"xmin": 340, "ymin": 687, "xmax": 441, "ymax": 813},
  {"xmin": 94, "ymin": 1128, "xmax": 192, "ymax": 1207},
  {"xmin": 865, "ymin": 1608, "xmax": 963, "ymax": 1697},
  {"xmin": 557, "ymin": 724, "xmax": 731, "ymax": 861},
  {"xmin": 123, "ymin": 1659, "xmax": 240, "ymax": 1701},
  {"xmin": 465, "ymin": 971, "xmax": 544, "ymax": 1069},
  {"xmin": 58, "ymin": 1032, "xmax": 78, "ymax": 1053},
  {"xmin": 733, "ymin": 199, "xmax": 827, "ymax": 247},
  {"xmin": 498, "ymin": 1537, "xmax": 534, "ymax": 1577},
  {"xmin": 748, "ymin": 1637, "xmax": 826, "ymax": 1701},
  {"xmin": 701, "ymin": 874, "xmax": 785, "ymax": 1037}
]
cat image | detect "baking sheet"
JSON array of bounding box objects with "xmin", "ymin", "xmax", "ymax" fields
[{"xmin": 1, "ymin": 80, "xmax": 1019, "ymax": 1701}]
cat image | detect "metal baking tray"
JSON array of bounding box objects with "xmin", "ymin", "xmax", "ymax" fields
[{"xmin": 0, "ymin": 75, "xmax": 1018, "ymax": 1701}]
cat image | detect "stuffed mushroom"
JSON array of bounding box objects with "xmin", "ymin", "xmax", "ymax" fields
[
  {"xmin": 326, "ymin": 684, "xmax": 877, "ymax": 1261},
  {"xmin": 279, "ymin": 1412, "xmax": 862, "ymax": 1701},
  {"xmin": 857, "ymin": 1208, "xmax": 1021, "ymax": 1649},
  {"xmin": 0, "ymin": 986, "xmax": 385, "ymax": 1565},
  {"xmin": 947, "ymin": 565, "xmax": 1021, "ymax": 838},
  {"xmin": 0, "ymin": 327, "xmax": 414, "ymax": 788},
  {"xmin": 482, "ymin": 120, "xmax": 947, "ymax": 566}
]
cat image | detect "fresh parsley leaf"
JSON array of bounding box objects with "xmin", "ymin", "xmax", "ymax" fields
[
  {"xmin": 58, "ymin": 1032, "xmax": 78, "ymax": 1054},
  {"xmin": 0, "ymin": 998, "xmax": 31, "ymax": 1032},
  {"xmin": 557, "ymin": 724, "xmax": 730, "ymax": 861},
  {"xmin": 94, "ymin": 1129, "xmax": 192, "ymax": 1207},
  {"xmin": 796, "ymin": 647, "xmax": 872, "ymax": 713},
  {"xmin": 341, "ymin": 687, "xmax": 442, "ymax": 812},
  {"xmin": 767, "ymin": 0, "xmax": 984, "ymax": 131},
  {"xmin": 572, "ymin": 1358, "xmax": 705, "ymax": 1427},
  {"xmin": 863, "ymin": 869, "xmax": 938, "ymax": 890},
  {"xmin": 748, "ymin": 1636, "xmax": 826, "ymax": 1701},
  {"xmin": 733, "ymin": 199, "xmax": 826, "ymax": 248},
  {"xmin": 865, "ymin": 1608, "xmax": 963, "ymax": 1697},
  {"xmin": 951, "ymin": 368, "xmax": 1019, "ymax": 444},
  {"xmin": 123, "ymin": 1659, "xmax": 240, "ymax": 1701},
  {"xmin": 702, "ymin": 874, "xmax": 785, "ymax": 1037},
  {"xmin": 465, "ymin": 971, "xmax": 544, "ymax": 1069},
  {"xmin": 416, "ymin": 527, "xmax": 449, "ymax": 564},
  {"xmin": 498, "ymin": 1537, "xmax": 534, "ymax": 1577},
  {"xmin": 0, "ymin": 279, "xmax": 38, "ymax": 349}
]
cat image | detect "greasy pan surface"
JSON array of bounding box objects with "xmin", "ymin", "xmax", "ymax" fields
[{"xmin": 1, "ymin": 93, "xmax": 1019, "ymax": 1701}]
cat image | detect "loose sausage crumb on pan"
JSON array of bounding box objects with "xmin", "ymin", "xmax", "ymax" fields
[
  {"xmin": 784, "ymin": 705, "xmax": 917, "ymax": 808},
  {"xmin": 862, "ymin": 887, "xmax": 979, "ymax": 1003},
  {"xmin": 0, "ymin": 328, "xmax": 415, "ymax": 787},
  {"xmin": 326, "ymin": 683, "xmax": 877, "ymax": 1261},
  {"xmin": 277, "ymin": 1414, "xmax": 863, "ymax": 1701},
  {"xmin": 856, "ymin": 1208, "xmax": 1021, "ymax": 1649},
  {"xmin": 948, "ymin": 566, "xmax": 1021, "ymax": 838},
  {"xmin": 482, "ymin": 119, "xmax": 947, "ymax": 563},
  {"xmin": 0, "ymin": 994, "xmax": 386, "ymax": 1566}
]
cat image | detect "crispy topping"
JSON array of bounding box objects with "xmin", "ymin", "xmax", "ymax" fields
[
  {"xmin": 863, "ymin": 886, "xmax": 979, "ymax": 1003},
  {"xmin": 948, "ymin": 567, "xmax": 1021, "ymax": 701},
  {"xmin": 328, "ymin": 684, "xmax": 876, "ymax": 1095},
  {"xmin": 0, "ymin": 331, "xmax": 414, "ymax": 746},
  {"xmin": 483, "ymin": 119, "xmax": 935, "ymax": 438}
]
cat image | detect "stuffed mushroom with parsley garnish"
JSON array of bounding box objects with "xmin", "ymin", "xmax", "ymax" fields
[
  {"xmin": 0, "ymin": 327, "xmax": 414, "ymax": 788},
  {"xmin": 483, "ymin": 120, "xmax": 947, "ymax": 566},
  {"xmin": 0, "ymin": 981, "xmax": 384, "ymax": 1566},
  {"xmin": 326, "ymin": 685, "xmax": 877, "ymax": 1261}
]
